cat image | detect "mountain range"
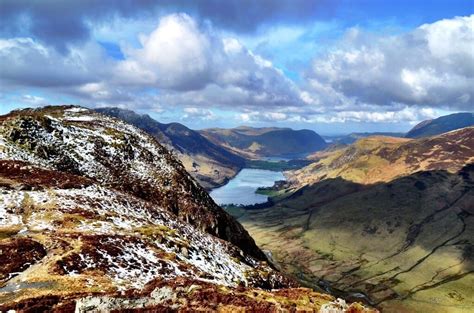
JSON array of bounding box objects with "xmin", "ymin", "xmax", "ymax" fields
[
  {"xmin": 0, "ymin": 106, "xmax": 375, "ymax": 312},
  {"xmin": 200, "ymin": 126, "xmax": 328, "ymax": 159},
  {"xmin": 1, "ymin": 105, "xmax": 472, "ymax": 312},
  {"xmin": 232, "ymin": 126, "xmax": 474, "ymax": 312}
]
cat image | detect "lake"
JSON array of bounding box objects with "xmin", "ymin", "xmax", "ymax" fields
[{"xmin": 210, "ymin": 168, "xmax": 285, "ymax": 205}]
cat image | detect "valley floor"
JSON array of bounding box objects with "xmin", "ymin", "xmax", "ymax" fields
[{"xmin": 230, "ymin": 168, "xmax": 474, "ymax": 313}]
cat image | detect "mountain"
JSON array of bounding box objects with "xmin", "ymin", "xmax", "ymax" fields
[
  {"xmin": 406, "ymin": 112, "xmax": 474, "ymax": 138},
  {"xmin": 293, "ymin": 129, "xmax": 474, "ymax": 186},
  {"xmin": 95, "ymin": 107, "xmax": 245, "ymax": 190},
  {"xmin": 231, "ymin": 128, "xmax": 474, "ymax": 312},
  {"xmin": 200, "ymin": 126, "xmax": 327, "ymax": 159},
  {"xmin": 0, "ymin": 106, "xmax": 375, "ymax": 312},
  {"xmin": 323, "ymin": 132, "xmax": 405, "ymax": 145}
]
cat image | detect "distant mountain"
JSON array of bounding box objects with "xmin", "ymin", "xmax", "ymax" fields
[
  {"xmin": 234, "ymin": 128, "xmax": 474, "ymax": 312},
  {"xmin": 0, "ymin": 106, "xmax": 377, "ymax": 312},
  {"xmin": 323, "ymin": 132, "xmax": 405, "ymax": 145},
  {"xmin": 293, "ymin": 128, "xmax": 474, "ymax": 186},
  {"xmin": 406, "ymin": 112, "xmax": 474, "ymax": 138},
  {"xmin": 95, "ymin": 108, "xmax": 245, "ymax": 189},
  {"xmin": 200, "ymin": 126, "xmax": 327, "ymax": 159}
]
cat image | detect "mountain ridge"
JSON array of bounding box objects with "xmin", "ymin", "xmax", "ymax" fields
[
  {"xmin": 200, "ymin": 126, "xmax": 327, "ymax": 159},
  {"xmin": 291, "ymin": 127, "xmax": 474, "ymax": 187},
  {"xmin": 95, "ymin": 107, "xmax": 246, "ymax": 190},
  {"xmin": 406, "ymin": 112, "xmax": 474, "ymax": 138}
]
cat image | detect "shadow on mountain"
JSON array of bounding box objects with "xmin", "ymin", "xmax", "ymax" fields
[{"xmin": 238, "ymin": 164, "xmax": 474, "ymax": 309}]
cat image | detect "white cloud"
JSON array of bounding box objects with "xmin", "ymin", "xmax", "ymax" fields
[
  {"xmin": 0, "ymin": 38, "xmax": 107, "ymax": 87},
  {"xmin": 112, "ymin": 13, "xmax": 303, "ymax": 108},
  {"xmin": 1, "ymin": 13, "xmax": 471, "ymax": 128},
  {"xmin": 306, "ymin": 15, "xmax": 474, "ymax": 111},
  {"xmin": 0, "ymin": 13, "xmax": 303, "ymax": 113},
  {"xmin": 237, "ymin": 111, "xmax": 288, "ymax": 123},
  {"xmin": 21, "ymin": 94, "xmax": 47, "ymax": 106},
  {"xmin": 116, "ymin": 14, "xmax": 212, "ymax": 90},
  {"xmin": 182, "ymin": 107, "xmax": 217, "ymax": 120}
]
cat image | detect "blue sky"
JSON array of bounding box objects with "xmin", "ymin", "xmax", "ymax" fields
[{"xmin": 0, "ymin": 0, "xmax": 473, "ymax": 134}]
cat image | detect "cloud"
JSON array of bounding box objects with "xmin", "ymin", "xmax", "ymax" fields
[
  {"xmin": 20, "ymin": 94, "xmax": 48, "ymax": 106},
  {"xmin": 0, "ymin": 38, "xmax": 106, "ymax": 87},
  {"xmin": 113, "ymin": 13, "xmax": 303, "ymax": 107},
  {"xmin": 0, "ymin": 0, "xmax": 337, "ymax": 52},
  {"xmin": 314, "ymin": 107, "xmax": 438, "ymax": 124},
  {"xmin": 1, "ymin": 9, "xmax": 470, "ymax": 128},
  {"xmin": 306, "ymin": 15, "xmax": 474, "ymax": 111},
  {"xmin": 238, "ymin": 111, "xmax": 288, "ymax": 123},
  {"xmin": 116, "ymin": 14, "xmax": 212, "ymax": 90},
  {"xmin": 0, "ymin": 13, "xmax": 302, "ymax": 111},
  {"xmin": 182, "ymin": 107, "xmax": 216, "ymax": 121}
]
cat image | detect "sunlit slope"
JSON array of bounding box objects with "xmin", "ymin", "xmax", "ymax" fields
[
  {"xmin": 293, "ymin": 128, "xmax": 474, "ymax": 186},
  {"xmin": 234, "ymin": 129, "xmax": 474, "ymax": 312}
]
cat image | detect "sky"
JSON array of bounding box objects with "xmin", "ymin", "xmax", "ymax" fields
[{"xmin": 0, "ymin": 0, "xmax": 473, "ymax": 135}]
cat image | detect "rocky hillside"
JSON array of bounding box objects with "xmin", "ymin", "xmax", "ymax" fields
[
  {"xmin": 200, "ymin": 126, "xmax": 327, "ymax": 159},
  {"xmin": 231, "ymin": 129, "xmax": 474, "ymax": 312},
  {"xmin": 406, "ymin": 112, "xmax": 474, "ymax": 138},
  {"xmin": 0, "ymin": 106, "xmax": 375, "ymax": 312},
  {"xmin": 291, "ymin": 128, "xmax": 474, "ymax": 186},
  {"xmin": 95, "ymin": 107, "xmax": 245, "ymax": 190}
]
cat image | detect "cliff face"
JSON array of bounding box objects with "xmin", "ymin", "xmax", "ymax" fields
[{"xmin": 0, "ymin": 106, "xmax": 376, "ymax": 312}]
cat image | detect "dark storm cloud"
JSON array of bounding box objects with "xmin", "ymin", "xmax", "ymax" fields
[{"xmin": 0, "ymin": 0, "xmax": 337, "ymax": 52}]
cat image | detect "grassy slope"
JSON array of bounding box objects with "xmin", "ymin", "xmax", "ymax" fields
[
  {"xmin": 230, "ymin": 129, "xmax": 474, "ymax": 312},
  {"xmin": 292, "ymin": 129, "xmax": 474, "ymax": 186},
  {"xmin": 236, "ymin": 169, "xmax": 474, "ymax": 312}
]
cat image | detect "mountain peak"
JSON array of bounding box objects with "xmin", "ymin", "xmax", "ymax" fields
[{"xmin": 406, "ymin": 112, "xmax": 474, "ymax": 138}]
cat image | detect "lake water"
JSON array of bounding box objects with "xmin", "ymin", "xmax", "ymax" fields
[{"xmin": 210, "ymin": 168, "xmax": 285, "ymax": 205}]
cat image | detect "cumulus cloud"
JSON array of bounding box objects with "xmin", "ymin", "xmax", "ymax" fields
[
  {"xmin": 306, "ymin": 15, "xmax": 474, "ymax": 111},
  {"xmin": 0, "ymin": 13, "xmax": 302, "ymax": 111},
  {"xmin": 113, "ymin": 13, "xmax": 303, "ymax": 107},
  {"xmin": 0, "ymin": 8, "xmax": 471, "ymax": 127},
  {"xmin": 116, "ymin": 14, "xmax": 212, "ymax": 90},
  {"xmin": 182, "ymin": 107, "xmax": 216, "ymax": 121},
  {"xmin": 0, "ymin": 0, "xmax": 336, "ymax": 52}
]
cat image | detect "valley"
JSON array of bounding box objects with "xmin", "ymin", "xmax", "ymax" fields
[
  {"xmin": 2, "ymin": 3, "xmax": 472, "ymax": 312},
  {"xmin": 0, "ymin": 106, "xmax": 472, "ymax": 312},
  {"xmin": 221, "ymin": 126, "xmax": 474, "ymax": 313},
  {"xmin": 0, "ymin": 106, "xmax": 377, "ymax": 312}
]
